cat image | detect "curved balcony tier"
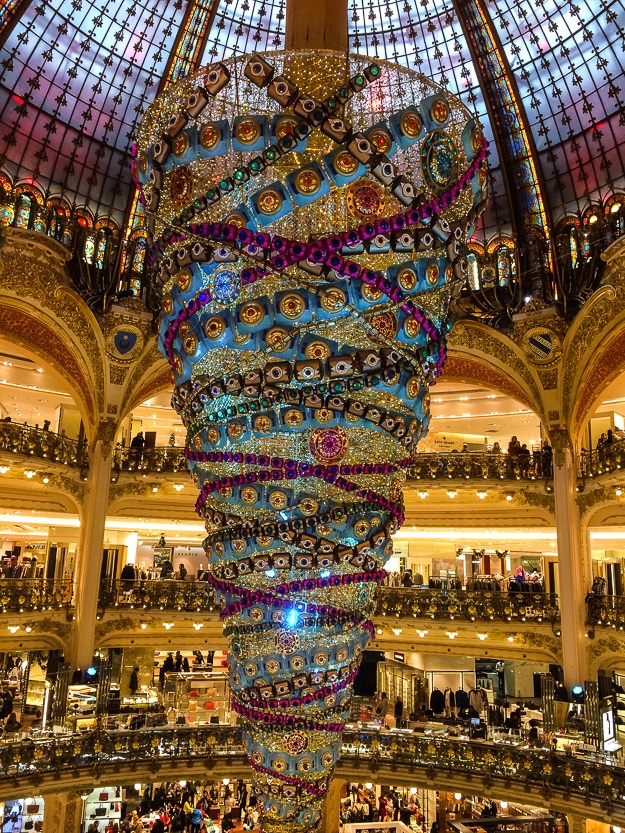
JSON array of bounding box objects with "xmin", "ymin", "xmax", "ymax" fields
[
  {"xmin": 0, "ymin": 728, "xmax": 620, "ymax": 825},
  {"xmin": 0, "ymin": 423, "xmax": 86, "ymax": 468}
]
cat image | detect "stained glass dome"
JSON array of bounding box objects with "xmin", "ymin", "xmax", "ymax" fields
[{"xmin": 0, "ymin": 0, "xmax": 623, "ymax": 245}]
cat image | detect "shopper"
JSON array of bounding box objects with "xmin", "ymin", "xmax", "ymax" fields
[
  {"xmin": 189, "ymin": 806, "xmax": 206, "ymax": 833},
  {"xmin": 4, "ymin": 712, "xmax": 21, "ymax": 732},
  {"xmin": 129, "ymin": 667, "xmax": 140, "ymax": 695},
  {"xmin": 394, "ymin": 696, "xmax": 404, "ymax": 727}
]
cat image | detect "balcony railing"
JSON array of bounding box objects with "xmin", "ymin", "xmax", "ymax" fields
[
  {"xmin": 98, "ymin": 578, "xmax": 217, "ymax": 611},
  {"xmin": 95, "ymin": 580, "xmax": 559, "ymax": 627},
  {"xmin": 0, "ymin": 579, "xmax": 73, "ymax": 612},
  {"xmin": 112, "ymin": 444, "xmax": 187, "ymax": 474},
  {"xmin": 580, "ymin": 439, "xmax": 625, "ymax": 480},
  {"xmin": 0, "ymin": 727, "xmax": 622, "ymax": 820},
  {"xmin": 586, "ymin": 594, "xmax": 625, "ymax": 629},
  {"xmin": 409, "ymin": 452, "xmax": 548, "ymax": 482},
  {"xmin": 376, "ymin": 587, "xmax": 560, "ymax": 624},
  {"xmin": 0, "ymin": 422, "xmax": 86, "ymax": 468}
]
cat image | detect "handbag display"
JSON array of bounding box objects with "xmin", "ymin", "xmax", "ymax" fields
[
  {"xmin": 26, "ymin": 804, "xmax": 40, "ymax": 814},
  {"xmin": 24, "ymin": 820, "xmax": 34, "ymax": 831},
  {"xmin": 205, "ymin": 701, "xmax": 215, "ymax": 710},
  {"xmin": 35, "ymin": 822, "xmax": 43, "ymax": 832},
  {"xmin": 95, "ymin": 807, "xmax": 107, "ymax": 817},
  {"xmin": 99, "ymin": 792, "xmax": 109, "ymax": 801}
]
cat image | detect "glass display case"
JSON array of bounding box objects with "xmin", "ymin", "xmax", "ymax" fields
[{"xmin": 164, "ymin": 670, "xmax": 231, "ymax": 725}]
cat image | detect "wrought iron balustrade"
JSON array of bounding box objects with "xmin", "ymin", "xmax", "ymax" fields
[
  {"xmin": 98, "ymin": 579, "xmax": 218, "ymax": 611},
  {"xmin": 112, "ymin": 444, "xmax": 187, "ymax": 475},
  {"xmin": 580, "ymin": 440, "xmax": 625, "ymax": 481},
  {"xmin": 97, "ymin": 580, "xmax": 559, "ymax": 627},
  {"xmin": 0, "ymin": 727, "xmax": 622, "ymax": 818},
  {"xmin": 408, "ymin": 452, "xmax": 546, "ymax": 482},
  {"xmin": 585, "ymin": 594, "xmax": 625, "ymax": 629},
  {"xmin": 0, "ymin": 422, "xmax": 86, "ymax": 468},
  {"xmin": 0, "ymin": 579, "xmax": 73, "ymax": 612},
  {"xmin": 376, "ymin": 587, "xmax": 559, "ymax": 624}
]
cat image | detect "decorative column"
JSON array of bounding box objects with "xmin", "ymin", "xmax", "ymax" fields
[
  {"xmin": 43, "ymin": 792, "xmax": 82, "ymax": 833},
  {"xmin": 69, "ymin": 433, "xmax": 113, "ymax": 671},
  {"xmin": 285, "ymin": 0, "xmax": 348, "ymax": 53},
  {"xmin": 551, "ymin": 429, "xmax": 591, "ymax": 689}
]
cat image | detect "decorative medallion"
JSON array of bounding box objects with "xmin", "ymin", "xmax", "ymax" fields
[
  {"xmin": 334, "ymin": 150, "xmax": 359, "ymax": 175},
  {"xmin": 225, "ymin": 212, "xmax": 248, "ymax": 229},
  {"xmin": 370, "ymin": 311, "xmax": 398, "ymax": 340},
  {"xmin": 235, "ymin": 117, "xmax": 261, "ymax": 144},
  {"xmin": 138, "ymin": 151, "xmax": 148, "ymax": 174},
  {"xmin": 284, "ymin": 409, "xmax": 304, "ymax": 428},
  {"xmin": 346, "ymin": 179, "xmax": 385, "ymax": 221},
  {"xmin": 294, "ymin": 168, "xmax": 322, "ymax": 196},
  {"xmin": 299, "ymin": 498, "xmax": 319, "ymax": 516},
  {"xmin": 283, "ymin": 731, "xmax": 309, "ymax": 756},
  {"xmin": 304, "ymin": 341, "xmax": 331, "ymax": 361},
  {"xmin": 309, "ymin": 426, "xmax": 348, "ymax": 463},
  {"xmin": 397, "ymin": 267, "xmax": 417, "ymax": 292},
  {"xmin": 205, "ymin": 316, "xmax": 226, "ymax": 340},
  {"xmin": 257, "ymin": 188, "xmax": 283, "ymax": 216},
  {"xmin": 471, "ymin": 126, "xmax": 484, "ymax": 153},
  {"xmin": 276, "ymin": 630, "xmax": 300, "ymax": 654},
  {"xmin": 183, "ymin": 333, "xmax": 198, "ymax": 355},
  {"xmin": 266, "ymin": 658, "xmax": 281, "ymax": 675},
  {"xmin": 369, "ymin": 127, "xmax": 393, "ymax": 153},
  {"xmin": 400, "ymin": 110, "xmax": 423, "ymax": 138},
  {"xmin": 319, "ymin": 288, "xmax": 347, "ymax": 313},
  {"xmin": 361, "ymin": 284, "xmax": 383, "ymax": 303},
  {"xmin": 404, "ymin": 318, "xmax": 420, "ymax": 339},
  {"xmin": 430, "ymin": 97, "xmax": 449, "ymax": 124},
  {"xmin": 105, "ymin": 325, "xmax": 144, "ymax": 363},
  {"xmin": 227, "ymin": 422, "xmax": 245, "ymax": 440},
  {"xmin": 269, "ymin": 490, "xmax": 288, "ymax": 510},
  {"xmin": 274, "ymin": 116, "xmax": 300, "ymax": 139},
  {"xmin": 209, "ymin": 263, "xmax": 242, "ymax": 305},
  {"xmin": 279, "ymin": 293, "xmax": 306, "ymax": 319},
  {"xmin": 162, "ymin": 293, "xmax": 173, "ymax": 315},
  {"xmin": 173, "ymin": 132, "xmax": 189, "ymax": 157},
  {"xmin": 241, "ymin": 486, "xmax": 259, "ymax": 505},
  {"xmin": 239, "ymin": 302, "xmax": 264, "ymax": 325},
  {"xmin": 253, "ymin": 415, "xmax": 273, "ymax": 433},
  {"xmin": 177, "ymin": 269, "xmax": 192, "ymax": 291},
  {"xmin": 406, "ymin": 376, "xmax": 420, "ymax": 399},
  {"xmin": 421, "ymin": 130, "xmax": 459, "ymax": 194},
  {"xmin": 426, "ymin": 262, "xmax": 440, "ymax": 285},
  {"xmin": 200, "ymin": 123, "xmax": 221, "ymax": 151},
  {"xmin": 266, "ymin": 327, "xmax": 291, "ymax": 352},
  {"xmin": 297, "ymin": 757, "xmax": 313, "ymax": 773},
  {"xmin": 170, "ymin": 166, "xmax": 194, "ymax": 207},
  {"xmin": 315, "ymin": 408, "xmax": 334, "ymax": 424},
  {"xmin": 521, "ymin": 327, "xmax": 562, "ymax": 366}
]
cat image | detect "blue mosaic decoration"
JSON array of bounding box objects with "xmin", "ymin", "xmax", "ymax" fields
[{"xmin": 138, "ymin": 50, "xmax": 487, "ymax": 833}]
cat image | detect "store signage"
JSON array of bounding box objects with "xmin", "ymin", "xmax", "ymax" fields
[{"xmin": 393, "ymin": 652, "xmax": 405, "ymax": 662}]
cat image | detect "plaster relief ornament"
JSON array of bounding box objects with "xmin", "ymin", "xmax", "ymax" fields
[{"xmin": 137, "ymin": 49, "xmax": 487, "ymax": 833}]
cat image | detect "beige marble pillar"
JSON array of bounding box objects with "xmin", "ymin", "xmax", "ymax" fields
[
  {"xmin": 43, "ymin": 791, "xmax": 83, "ymax": 833},
  {"xmin": 552, "ymin": 437, "xmax": 591, "ymax": 689},
  {"xmin": 69, "ymin": 439, "xmax": 112, "ymax": 670}
]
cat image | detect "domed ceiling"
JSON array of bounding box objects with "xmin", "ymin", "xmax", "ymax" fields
[{"xmin": 0, "ymin": 0, "xmax": 623, "ymax": 241}]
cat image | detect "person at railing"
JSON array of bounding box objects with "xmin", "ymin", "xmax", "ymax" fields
[
  {"xmin": 2, "ymin": 554, "xmax": 23, "ymax": 578},
  {"xmin": 519, "ymin": 443, "xmax": 531, "ymax": 476},
  {"xmin": 401, "ymin": 569, "xmax": 413, "ymax": 587},
  {"xmin": 508, "ymin": 435, "xmax": 521, "ymax": 456},
  {"xmin": 4, "ymin": 712, "xmax": 21, "ymax": 733},
  {"xmin": 490, "ymin": 441, "xmax": 502, "ymax": 453}
]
